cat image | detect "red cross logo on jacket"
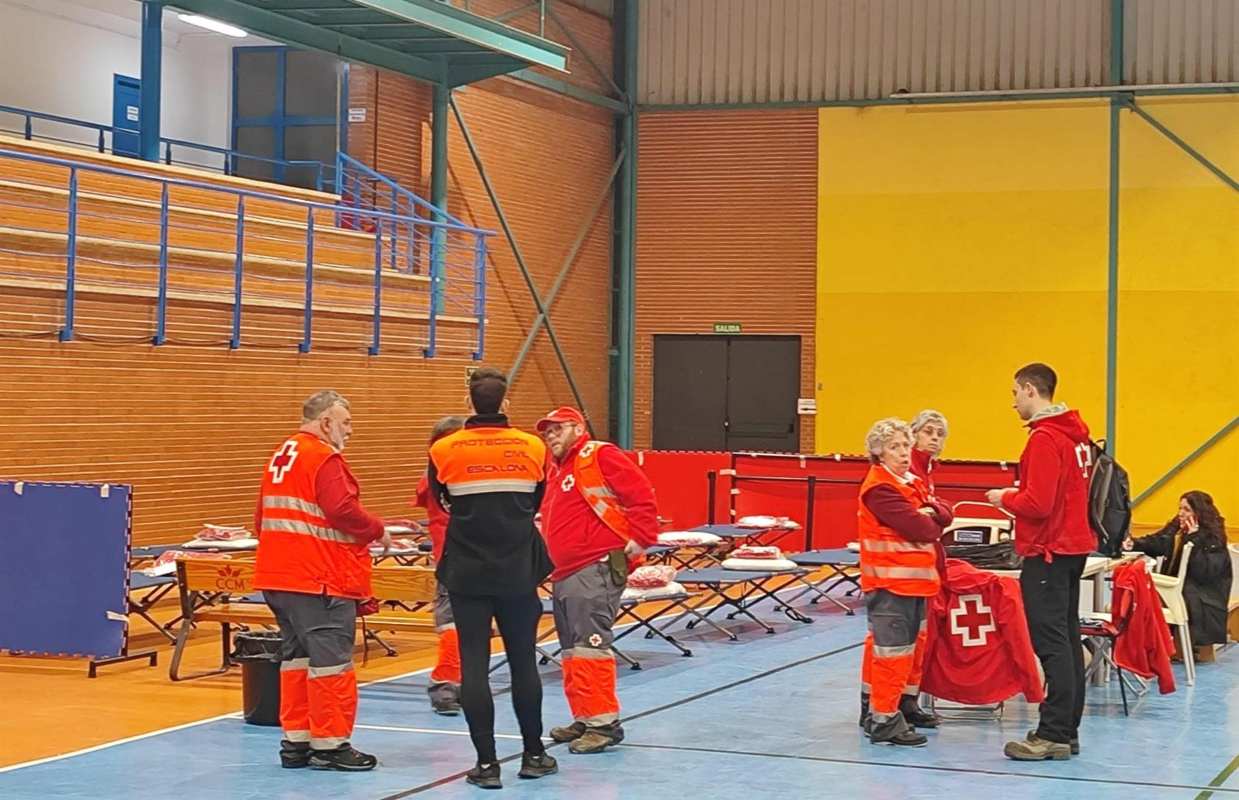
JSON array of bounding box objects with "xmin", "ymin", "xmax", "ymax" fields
[
  {"xmin": 949, "ymin": 594, "xmax": 996, "ymax": 647},
  {"xmin": 268, "ymin": 440, "xmax": 299, "ymax": 484}
]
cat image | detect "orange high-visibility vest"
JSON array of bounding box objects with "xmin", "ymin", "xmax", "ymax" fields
[
  {"xmin": 857, "ymin": 465, "xmax": 941, "ymax": 597},
  {"xmin": 254, "ymin": 432, "xmax": 372, "ymax": 599},
  {"xmin": 571, "ymin": 441, "xmax": 631, "ymax": 544},
  {"xmin": 429, "ymin": 426, "xmax": 546, "ymax": 497}
]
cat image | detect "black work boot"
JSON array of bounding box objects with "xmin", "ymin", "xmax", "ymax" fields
[
  {"xmin": 858, "ymin": 692, "xmax": 871, "ymax": 729},
  {"xmin": 868, "ymin": 713, "xmax": 928, "ymax": 747},
  {"xmin": 279, "ymin": 739, "xmax": 311, "ymax": 769},
  {"xmin": 900, "ymin": 694, "xmax": 940, "ymax": 729},
  {"xmin": 308, "ymin": 744, "xmax": 378, "ymax": 771}
]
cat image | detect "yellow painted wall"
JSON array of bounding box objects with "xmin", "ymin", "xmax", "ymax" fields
[
  {"xmin": 1116, "ymin": 96, "xmax": 1238, "ymax": 524},
  {"xmin": 815, "ymin": 97, "xmax": 1238, "ymax": 526}
]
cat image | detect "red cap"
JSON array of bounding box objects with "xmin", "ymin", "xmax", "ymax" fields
[{"xmin": 535, "ymin": 406, "xmax": 586, "ymax": 433}]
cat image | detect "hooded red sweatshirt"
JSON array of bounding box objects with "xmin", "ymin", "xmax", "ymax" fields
[{"xmin": 1002, "ymin": 407, "xmax": 1095, "ymax": 560}]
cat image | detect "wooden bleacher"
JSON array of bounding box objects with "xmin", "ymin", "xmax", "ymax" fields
[
  {"xmin": 169, "ymin": 558, "xmax": 438, "ymax": 682},
  {"xmin": 0, "ymin": 135, "xmax": 477, "ymax": 338}
]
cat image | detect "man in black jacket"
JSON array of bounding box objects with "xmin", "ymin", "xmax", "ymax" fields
[{"xmin": 427, "ymin": 367, "xmax": 557, "ymax": 789}]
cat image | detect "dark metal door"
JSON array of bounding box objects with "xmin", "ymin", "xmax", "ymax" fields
[
  {"xmin": 652, "ymin": 335, "xmax": 800, "ymax": 452},
  {"xmin": 725, "ymin": 336, "xmax": 800, "ymax": 452},
  {"xmin": 652, "ymin": 335, "xmax": 728, "ymax": 451}
]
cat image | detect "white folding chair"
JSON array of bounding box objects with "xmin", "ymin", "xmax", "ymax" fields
[{"xmin": 1152, "ymin": 541, "xmax": 1195, "ymax": 685}]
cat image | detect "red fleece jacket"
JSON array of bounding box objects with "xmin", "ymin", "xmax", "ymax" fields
[
  {"xmin": 414, "ymin": 474, "xmax": 450, "ymax": 561},
  {"xmin": 542, "ymin": 438, "xmax": 659, "ymax": 582},
  {"xmin": 1002, "ymin": 408, "xmax": 1095, "ymax": 560}
]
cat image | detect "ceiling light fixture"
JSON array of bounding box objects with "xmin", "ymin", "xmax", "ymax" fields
[{"xmin": 177, "ymin": 14, "xmax": 248, "ymax": 38}]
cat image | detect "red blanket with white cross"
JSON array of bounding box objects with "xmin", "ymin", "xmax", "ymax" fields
[{"xmin": 921, "ymin": 559, "xmax": 1046, "ymax": 706}]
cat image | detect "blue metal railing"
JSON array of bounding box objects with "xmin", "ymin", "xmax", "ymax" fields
[
  {"xmin": 0, "ymin": 146, "xmax": 489, "ymax": 358},
  {"xmin": 0, "ymin": 104, "xmax": 334, "ymax": 192},
  {"xmin": 335, "ymin": 152, "xmax": 480, "ymax": 356}
]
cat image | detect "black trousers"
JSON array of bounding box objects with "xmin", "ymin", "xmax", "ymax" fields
[
  {"xmin": 448, "ymin": 590, "xmax": 546, "ymax": 763},
  {"xmin": 1020, "ymin": 553, "xmax": 1087, "ymax": 744}
]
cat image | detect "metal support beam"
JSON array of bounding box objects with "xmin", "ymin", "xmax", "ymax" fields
[
  {"xmin": 604, "ymin": 0, "xmax": 634, "ymax": 448},
  {"xmin": 429, "ymin": 83, "xmax": 449, "ymax": 331},
  {"xmin": 1104, "ymin": 0, "xmax": 1123, "ymax": 456},
  {"xmin": 509, "ymin": 147, "xmax": 625, "ymax": 385},
  {"xmin": 139, "ymin": 2, "xmax": 163, "ymax": 162},
  {"xmin": 1105, "ymin": 98, "xmax": 1120, "ymax": 457},
  {"xmin": 1132, "ymin": 417, "xmax": 1239, "ymax": 508},
  {"xmin": 547, "ymin": 1, "xmax": 625, "ymax": 101},
  {"xmin": 1123, "ymin": 98, "xmax": 1239, "ymax": 192},
  {"xmin": 508, "ymin": 68, "xmax": 626, "ymax": 113},
  {"xmin": 449, "ymin": 96, "xmax": 593, "ymax": 428},
  {"xmin": 170, "ymin": 0, "xmax": 448, "ymax": 85}
]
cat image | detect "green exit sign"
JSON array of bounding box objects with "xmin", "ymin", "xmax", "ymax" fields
[{"xmin": 713, "ymin": 322, "xmax": 742, "ymax": 334}]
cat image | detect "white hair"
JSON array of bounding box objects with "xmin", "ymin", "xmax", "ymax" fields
[
  {"xmin": 865, "ymin": 418, "xmax": 913, "ymax": 464},
  {"xmin": 302, "ymin": 390, "xmax": 349, "ymax": 423},
  {"xmin": 910, "ymin": 409, "xmax": 949, "ymax": 437}
]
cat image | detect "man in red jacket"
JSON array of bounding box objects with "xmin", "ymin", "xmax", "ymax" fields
[
  {"xmin": 537, "ymin": 407, "xmax": 659, "ymax": 754},
  {"xmin": 985, "ymin": 363, "xmax": 1096, "ymax": 761}
]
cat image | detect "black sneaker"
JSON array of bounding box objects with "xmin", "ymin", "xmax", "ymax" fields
[
  {"xmin": 309, "ymin": 745, "xmax": 378, "ymax": 772},
  {"xmin": 871, "ymin": 728, "xmax": 929, "ymax": 747},
  {"xmin": 466, "ymin": 762, "xmax": 502, "ymax": 789},
  {"xmin": 518, "ymin": 752, "xmax": 558, "ymax": 779},
  {"xmin": 279, "ymin": 740, "xmax": 311, "ymax": 769},
  {"xmin": 869, "ymin": 714, "xmax": 928, "ymax": 748}
]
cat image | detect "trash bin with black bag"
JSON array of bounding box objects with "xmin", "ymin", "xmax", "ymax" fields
[{"xmin": 233, "ymin": 631, "xmax": 283, "ymax": 726}]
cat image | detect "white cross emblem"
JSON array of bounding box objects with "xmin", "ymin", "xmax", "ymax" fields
[
  {"xmin": 268, "ymin": 440, "xmax": 299, "ymax": 484},
  {"xmin": 949, "ymin": 594, "xmax": 997, "ymax": 647},
  {"xmin": 580, "ymin": 442, "xmax": 597, "ymax": 458},
  {"xmin": 561, "ymin": 474, "xmax": 576, "ymax": 492}
]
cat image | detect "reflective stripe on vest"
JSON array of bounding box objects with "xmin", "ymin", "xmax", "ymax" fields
[
  {"xmin": 857, "ymin": 464, "xmax": 940, "ymax": 597},
  {"xmin": 572, "ymin": 441, "xmax": 631, "ymax": 543},
  {"xmin": 254, "ymin": 432, "xmax": 372, "ymax": 598}
]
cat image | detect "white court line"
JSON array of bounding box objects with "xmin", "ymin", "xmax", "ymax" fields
[
  {"xmin": 0, "ymin": 576, "xmax": 848, "ymax": 774},
  {"xmin": 353, "ymin": 723, "xmax": 528, "ymax": 742}
]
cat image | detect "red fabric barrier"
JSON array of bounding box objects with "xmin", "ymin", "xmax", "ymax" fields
[
  {"xmin": 625, "ymin": 450, "xmax": 1018, "ymax": 550},
  {"xmin": 628, "ymin": 451, "xmax": 731, "ymax": 531}
]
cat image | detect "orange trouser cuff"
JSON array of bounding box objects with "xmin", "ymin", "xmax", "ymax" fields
[
  {"xmin": 563, "ymin": 652, "xmax": 619, "ymax": 725},
  {"xmin": 279, "ymin": 661, "xmax": 310, "ymax": 741},
  {"xmin": 307, "ymin": 665, "xmax": 358, "ymax": 749},
  {"xmin": 431, "ymin": 628, "xmax": 462, "ymax": 686}
]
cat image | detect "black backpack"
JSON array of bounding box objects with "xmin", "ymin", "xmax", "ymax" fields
[{"xmin": 1083, "ymin": 439, "xmax": 1132, "ymax": 556}]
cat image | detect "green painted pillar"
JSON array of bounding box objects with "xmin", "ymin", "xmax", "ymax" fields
[
  {"xmin": 614, "ymin": 0, "xmax": 638, "ymax": 448},
  {"xmin": 430, "ymin": 83, "xmax": 449, "ymax": 313},
  {"xmin": 1105, "ymin": 0, "xmax": 1123, "ymax": 456}
]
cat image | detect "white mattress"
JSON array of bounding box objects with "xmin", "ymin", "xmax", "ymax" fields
[
  {"xmin": 622, "ymin": 581, "xmax": 688, "ymax": 602},
  {"xmin": 721, "ymin": 557, "xmax": 799, "ymax": 572}
]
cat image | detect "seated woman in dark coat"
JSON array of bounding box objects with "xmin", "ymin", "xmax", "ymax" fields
[{"xmin": 1125, "ymin": 490, "xmax": 1233, "ymax": 662}]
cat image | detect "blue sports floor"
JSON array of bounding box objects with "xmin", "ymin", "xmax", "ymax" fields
[{"xmin": 3, "ymin": 600, "xmax": 1237, "ymax": 799}]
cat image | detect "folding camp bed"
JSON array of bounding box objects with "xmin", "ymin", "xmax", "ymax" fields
[
  {"xmin": 670, "ymin": 566, "xmax": 814, "ymax": 637},
  {"xmin": 778, "ymin": 548, "xmax": 863, "ymax": 615}
]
